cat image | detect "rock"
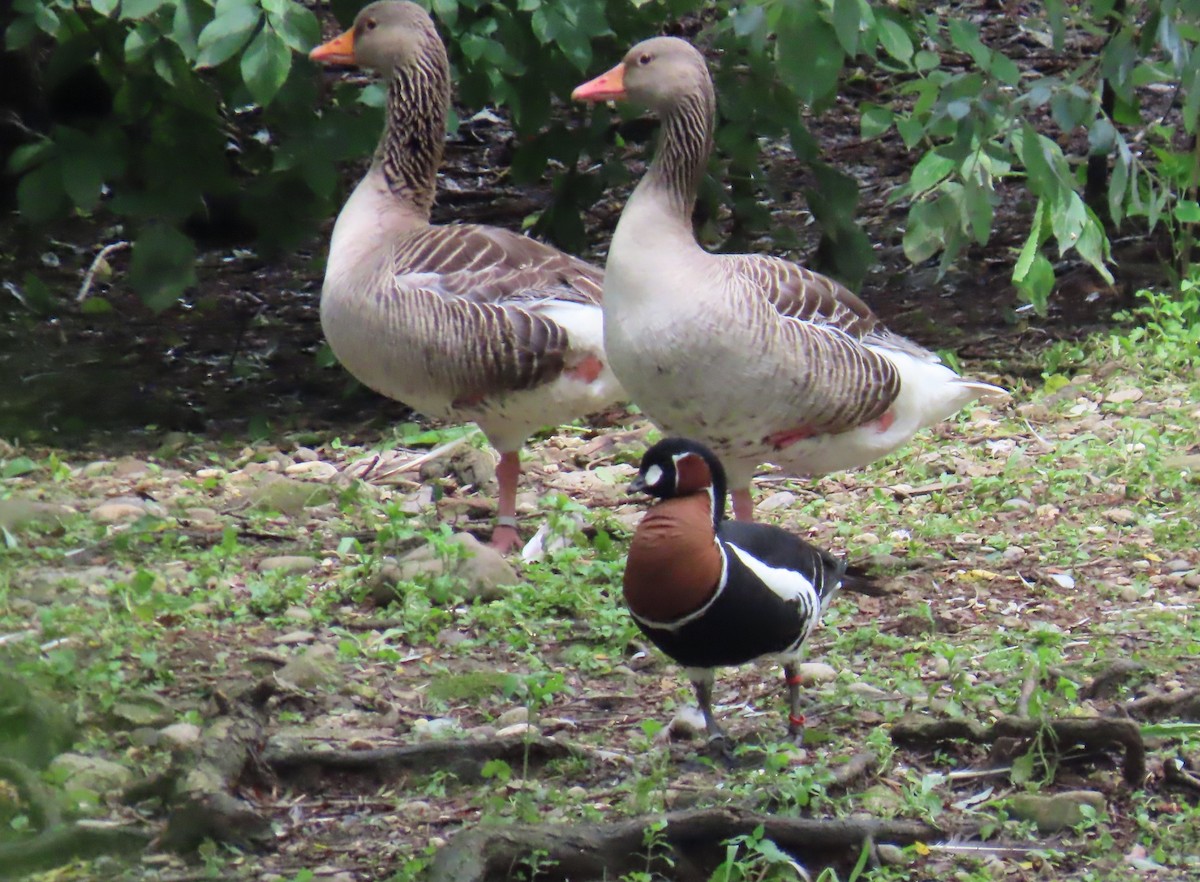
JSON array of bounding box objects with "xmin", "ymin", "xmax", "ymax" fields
[
  {"xmin": 91, "ymin": 496, "xmax": 166, "ymax": 523},
  {"xmin": 1104, "ymin": 508, "xmax": 1138, "ymax": 526},
  {"xmin": 1002, "ymin": 498, "xmax": 1032, "ymax": 511},
  {"xmin": 284, "ymin": 461, "xmax": 339, "ymax": 481},
  {"xmin": 412, "ymin": 717, "xmax": 461, "ymax": 740},
  {"xmin": 565, "ymin": 786, "xmax": 587, "ymax": 800},
  {"xmin": 49, "ymin": 753, "xmax": 133, "ymax": 794},
  {"xmin": 795, "ymin": 662, "xmax": 838, "ymax": 685},
  {"xmin": 159, "ymin": 722, "xmax": 202, "ymax": 750},
  {"xmin": 860, "ymin": 783, "xmax": 905, "ymax": 816},
  {"xmin": 666, "ymin": 706, "xmax": 707, "ymax": 740},
  {"xmin": 1164, "ymin": 559, "xmax": 1191, "ymax": 573},
  {"xmin": 1001, "ymin": 546, "xmax": 1025, "ymax": 562},
  {"xmin": 1008, "ymin": 790, "xmax": 1106, "ymax": 832},
  {"xmin": 17, "ymin": 565, "xmax": 123, "ymax": 603},
  {"xmin": 275, "ymin": 630, "xmax": 317, "ymax": 647},
  {"xmin": 393, "ymin": 533, "xmax": 518, "ymax": 602},
  {"xmin": 1105, "ymin": 388, "xmax": 1144, "ymax": 404},
  {"xmin": 0, "ymin": 497, "xmax": 75, "ymax": 531},
  {"xmin": 184, "ymin": 507, "xmax": 220, "ymax": 523},
  {"xmin": 495, "ymin": 707, "xmax": 530, "ymax": 728},
  {"xmin": 1185, "ymin": 573, "xmax": 1200, "ymax": 589},
  {"xmin": 293, "ymin": 447, "xmax": 320, "ymax": 463},
  {"xmin": 496, "ymin": 722, "xmax": 540, "ymax": 738},
  {"xmin": 259, "ymin": 555, "xmax": 320, "ymax": 575},
  {"xmin": 109, "ymin": 695, "xmax": 175, "ymax": 729},
  {"xmin": 876, "ymin": 844, "xmax": 909, "ymax": 866},
  {"xmin": 276, "ymin": 645, "xmax": 340, "ymax": 690},
  {"xmin": 420, "ymin": 446, "xmax": 496, "ymax": 487},
  {"xmin": 758, "ymin": 491, "xmax": 797, "ymax": 512},
  {"xmin": 113, "ymin": 458, "xmax": 152, "ymax": 478},
  {"xmin": 285, "ymin": 605, "xmax": 314, "ymax": 623},
  {"xmin": 437, "ymin": 628, "xmax": 470, "ymax": 646},
  {"xmin": 245, "ymin": 474, "xmax": 332, "ymax": 515}
]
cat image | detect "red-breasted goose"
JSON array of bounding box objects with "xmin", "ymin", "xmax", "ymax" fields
[
  {"xmin": 625, "ymin": 437, "xmax": 881, "ymax": 743},
  {"xmin": 310, "ymin": 1, "xmax": 624, "ymax": 552},
  {"xmin": 574, "ymin": 38, "xmax": 1008, "ymax": 522}
]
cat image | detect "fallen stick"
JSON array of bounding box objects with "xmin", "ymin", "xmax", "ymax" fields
[
  {"xmin": 891, "ymin": 713, "xmax": 1145, "ymax": 785},
  {"xmin": 265, "ymin": 735, "xmax": 596, "ymax": 787},
  {"xmin": 427, "ymin": 807, "xmax": 939, "ymax": 882}
]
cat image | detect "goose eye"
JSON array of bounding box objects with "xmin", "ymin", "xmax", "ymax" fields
[
  {"xmin": 638, "ymin": 52, "xmax": 652, "ymax": 66},
  {"xmin": 364, "ymin": 17, "xmax": 377, "ymax": 30}
]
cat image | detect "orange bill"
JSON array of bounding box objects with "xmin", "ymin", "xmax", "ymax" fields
[
  {"xmin": 572, "ymin": 62, "xmax": 626, "ymax": 102},
  {"xmin": 309, "ymin": 28, "xmax": 356, "ymax": 64}
]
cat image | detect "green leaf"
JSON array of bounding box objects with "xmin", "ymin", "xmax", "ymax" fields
[
  {"xmin": 1075, "ymin": 210, "xmax": 1113, "ymax": 283},
  {"xmin": 120, "ymin": 0, "xmax": 167, "ymax": 20},
  {"xmin": 1012, "ymin": 199, "xmax": 1047, "ymax": 283},
  {"xmin": 903, "ymin": 200, "xmax": 944, "ymax": 263},
  {"xmin": 776, "ymin": 8, "xmax": 843, "ymax": 107},
  {"xmin": 876, "ymin": 16, "xmax": 912, "ymax": 64},
  {"xmin": 1088, "ymin": 117, "xmax": 1116, "ymax": 155},
  {"xmin": 7, "ymin": 140, "xmax": 51, "ymax": 174},
  {"xmin": 171, "ymin": 0, "xmax": 210, "ymax": 61},
  {"xmin": 1, "ymin": 457, "xmax": 38, "ymax": 478},
  {"xmin": 16, "ymin": 161, "xmax": 69, "ymax": 223},
  {"xmin": 896, "ymin": 115, "xmax": 925, "ymax": 149},
  {"xmin": 1009, "ymin": 750, "xmax": 1036, "ymax": 784},
  {"xmin": 909, "ymin": 151, "xmax": 955, "ymax": 195},
  {"xmin": 266, "ymin": 0, "xmax": 320, "ymax": 53},
  {"xmin": 963, "ymin": 182, "xmax": 994, "ymax": 244},
  {"xmin": 241, "ymin": 24, "xmax": 291, "ymax": 106},
  {"xmin": 991, "ymin": 53, "xmax": 1020, "ymax": 86},
  {"xmin": 92, "ymin": 0, "xmax": 119, "ymax": 16},
  {"xmin": 860, "ymin": 103, "xmax": 892, "ymax": 139},
  {"xmin": 832, "ymin": 0, "xmax": 862, "ymax": 57},
  {"xmin": 129, "ymin": 224, "xmax": 197, "ymax": 312},
  {"xmin": 124, "ymin": 20, "xmax": 159, "ymax": 62},
  {"xmin": 1108, "ymin": 135, "xmax": 1131, "ymax": 224},
  {"xmin": 195, "ymin": 4, "xmax": 260, "ymax": 68},
  {"xmin": 948, "ymin": 19, "xmax": 989, "ymax": 70},
  {"xmin": 5, "ymin": 16, "xmax": 38, "ymax": 49}
]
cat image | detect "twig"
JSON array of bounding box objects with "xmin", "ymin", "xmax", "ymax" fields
[
  {"xmin": 1016, "ymin": 662, "xmax": 1040, "ymax": 718},
  {"xmin": 76, "ymin": 241, "xmax": 130, "ymax": 303}
]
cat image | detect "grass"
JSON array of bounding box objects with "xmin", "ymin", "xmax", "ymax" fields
[{"xmin": 1, "ymin": 288, "xmax": 1200, "ymax": 879}]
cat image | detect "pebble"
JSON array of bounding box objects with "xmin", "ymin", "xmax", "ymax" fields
[
  {"xmin": 1104, "ymin": 508, "xmax": 1138, "ymax": 526},
  {"xmin": 1001, "ymin": 546, "xmax": 1025, "ymax": 562},
  {"xmin": 566, "ymin": 786, "xmax": 587, "ymax": 800},
  {"xmin": 285, "ymin": 605, "xmax": 314, "ymax": 623},
  {"xmin": 274, "ymin": 630, "xmax": 316, "ymax": 645},
  {"xmin": 496, "ymin": 722, "xmax": 540, "ymax": 738},
  {"xmin": 259, "ymin": 555, "xmax": 320, "ymax": 575},
  {"xmin": 1164, "ymin": 559, "xmax": 1191, "ymax": 572},
  {"xmin": 159, "ymin": 722, "xmax": 202, "ymax": 749},
  {"xmin": 412, "ymin": 717, "xmax": 460, "ymax": 740},
  {"xmin": 757, "ymin": 491, "xmax": 797, "ymax": 512},
  {"xmin": 1002, "ymin": 497, "xmax": 1032, "ymax": 511},
  {"xmin": 195, "ymin": 468, "xmax": 224, "ymax": 479},
  {"xmin": 495, "ymin": 707, "xmax": 530, "ymax": 727},
  {"xmin": 285, "ymin": 461, "xmax": 339, "ymax": 481},
  {"xmin": 92, "ymin": 497, "xmax": 165, "ymax": 523},
  {"xmin": 1185, "ymin": 574, "xmax": 1200, "ymax": 589},
  {"xmin": 795, "ymin": 662, "xmax": 838, "ymax": 684},
  {"xmin": 184, "ymin": 507, "xmax": 220, "ymax": 523},
  {"xmin": 1119, "ymin": 585, "xmax": 1146, "ymax": 602}
]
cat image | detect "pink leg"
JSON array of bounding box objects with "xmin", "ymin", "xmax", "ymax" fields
[
  {"xmin": 732, "ymin": 488, "xmax": 755, "ymax": 522},
  {"xmin": 490, "ymin": 451, "xmax": 522, "ymax": 553}
]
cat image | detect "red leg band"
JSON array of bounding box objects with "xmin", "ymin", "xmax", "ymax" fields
[
  {"xmin": 788, "ymin": 713, "xmax": 806, "ymax": 727},
  {"xmin": 786, "ymin": 674, "xmax": 804, "ymax": 686}
]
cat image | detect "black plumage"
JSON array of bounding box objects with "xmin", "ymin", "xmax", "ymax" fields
[{"xmin": 624, "ymin": 437, "xmax": 883, "ymax": 743}]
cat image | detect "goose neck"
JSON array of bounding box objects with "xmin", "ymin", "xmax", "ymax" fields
[
  {"xmin": 640, "ymin": 86, "xmax": 715, "ymax": 222},
  {"xmin": 378, "ymin": 37, "xmax": 450, "ymax": 218}
]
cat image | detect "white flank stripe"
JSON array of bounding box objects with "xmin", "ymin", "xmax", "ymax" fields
[{"xmin": 728, "ymin": 544, "xmax": 817, "ymax": 605}]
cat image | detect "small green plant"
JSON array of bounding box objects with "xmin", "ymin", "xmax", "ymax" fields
[{"xmin": 710, "ymin": 825, "xmax": 806, "ymax": 882}]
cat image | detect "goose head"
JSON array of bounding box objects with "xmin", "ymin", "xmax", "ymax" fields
[
  {"xmin": 572, "ymin": 37, "xmax": 710, "ymax": 115},
  {"xmin": 631, "ymin": 437, "xmax": 729, "ymax": 525},
  {"xmin": 309, "ymin": 0, "xmax": 439, "ymax": 73}
]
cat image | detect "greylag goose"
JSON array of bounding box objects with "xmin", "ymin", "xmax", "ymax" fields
[
  {"xmin": 310, "ymin": 1, "xmax": 623, "ymax": 552},
  {"xmin": 573, "ymin": 38, "xmax": 1008, "ymax": 521},
  {"xmin": 626, "ymin": 437, "xmax": 881, "ymax": 744}
]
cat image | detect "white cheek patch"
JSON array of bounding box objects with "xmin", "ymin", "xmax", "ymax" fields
[
  {"xmin": 643, "ymin": 464, "xmax": 664, "ymax": 487},
  {"xmin": 728, "ymin": 544, "xmax": 816, "ymax": 604}
]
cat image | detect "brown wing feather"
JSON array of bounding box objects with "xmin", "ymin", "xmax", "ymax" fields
[
  {"xmin": 724, "ymin": 254, "xmax": 901, "ymax": 433},
  {"xmin": 730, "ymin": 255, "xmax": 880, "ymax": 338},
  {"xmin": 385, "ymin": 225, "xmax": 601, "ymax": 400}
]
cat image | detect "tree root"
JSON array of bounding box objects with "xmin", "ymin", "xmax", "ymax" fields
[
  {"xmin": 1077, "ymin": 659, "xmax": 1147, "ymax": 701},
  {"xmin": 891, "ymin": 714, "xmax": 1145, "ymax": 785},
  {"xmin": 426, "ymin": 807, "xmax": 939, "ymax": 882},
  {"xmin": 265, "ymin": 735, "xmax": 593, "ymax": 788},
  {"xmin": 0, "ymin": 822, "xmax": 151, "ymax": 880},
  {"xmin": 1123, "ymin": 688, "xmax": 1200, "ymax": 722}
]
